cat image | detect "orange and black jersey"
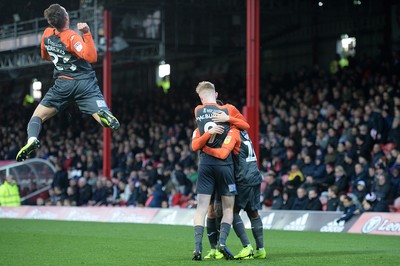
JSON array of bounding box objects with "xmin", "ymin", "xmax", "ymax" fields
[
  {"xmin": 201, "ymin": 129, "xmax": 263, "ymax": 187},
  {"xmin": 41, "ymin": 27, "xmax": 97, "ymax": 79},
  {"xmin": 193, "ymin": 103, "xmax": 249, "ymax": 150},
  {"xmin": 192, "ymin": 103, "xmax": 249, "ymax": 165}
]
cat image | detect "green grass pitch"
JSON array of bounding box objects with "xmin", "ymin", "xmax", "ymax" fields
[{"xmin": 0, "ymin": 219, "xmax": 399, "ymax": 265}]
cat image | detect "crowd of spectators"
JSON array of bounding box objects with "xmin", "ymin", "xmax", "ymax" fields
[
  {"xmin": 1, "ymin": 52, "xmax": 400, "ymax": 214},
  {"xmin": 260, "ymin": 52, "xmax": 400, "ymax": 213}
]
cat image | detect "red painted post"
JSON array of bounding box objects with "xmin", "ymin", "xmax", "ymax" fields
[
  {"xmin": 103, "ymin": 10, "xmax": 112, "ymax": 179},
  {"xmin": 246, "ymin": 0, "xmax": 260, "ymax": 161}
]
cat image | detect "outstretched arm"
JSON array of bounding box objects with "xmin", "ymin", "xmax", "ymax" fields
[
  {"xmin": 191, "ymin": 125, "xmax": 224, "ymax": 151},
  {"xmin": 212, "ymin": 107, "xmax": 250, "ymax": 130},
  {"xmin": 70, "ymin": 23, "xmax": 97, "ymax": 63},
  {"xmin": 202, "ymin": 128, "xmax": 240, "ymax": 160}
]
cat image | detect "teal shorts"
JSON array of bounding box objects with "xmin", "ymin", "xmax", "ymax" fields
[
  {"xmin": 41, "ymin": 77, "xmax": 109, "ymax": 114},
  {"xmin": 235, "ymin": 184, "xmax": 261, "ymax": 211}
]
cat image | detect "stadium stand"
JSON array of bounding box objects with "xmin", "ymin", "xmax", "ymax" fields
[{"xmin": 1, "ymin": 49, "xmax": 400, "ymax": 213}]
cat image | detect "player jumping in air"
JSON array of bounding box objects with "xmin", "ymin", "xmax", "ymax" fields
[{"xmin": 16, "ymin": 4, "xmax": 119, "ymax": 162}]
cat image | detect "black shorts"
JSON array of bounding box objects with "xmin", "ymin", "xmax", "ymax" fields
[
  {"xmin": 41, "ymin": 76, "xmax": 109, "ymax": 114},
  {"xmin": 196, "ymin": 164, "xmax": 236, "ymax": 196},
  {"xmin": 235, "ymin": 184, "xmax": 261, "ymax": 211}
]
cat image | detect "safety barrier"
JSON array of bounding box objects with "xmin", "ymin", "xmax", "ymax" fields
[{"xmin": 1, "ymin": 207, "xmax": 399, "ymax": 236}]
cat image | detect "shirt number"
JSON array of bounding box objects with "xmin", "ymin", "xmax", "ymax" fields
[{"xmin": 243, "ymin": 140, "xmax": 257, "ymax": 162}]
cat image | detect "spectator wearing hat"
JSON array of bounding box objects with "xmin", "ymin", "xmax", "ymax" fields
[
  {"xmin": 362, "ymin": 192, "xmax": 377, "ymax": 212},
  {"xmin": 353, "ymin": 180, "xmax": 367, "ymax": 203}
]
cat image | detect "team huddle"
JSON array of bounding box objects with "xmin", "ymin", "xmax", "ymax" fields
[{"xmin": 191, "ymin": 81, "xmax": 266, "ymax": 260}]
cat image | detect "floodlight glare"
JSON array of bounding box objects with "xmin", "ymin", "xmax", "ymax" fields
[
  {"xmin": 32, "ymin": 79, "xmax": 42, "ymax": 91},
  {"xmin": 32, "ymin": 78, "xmax": 42, "ymax": 100},
  {"xmin": 158, "ymin": 63, "xmax": 170, "ymax": 78}
]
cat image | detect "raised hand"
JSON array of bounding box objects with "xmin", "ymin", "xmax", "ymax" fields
[{"xmin": 77, "ymin": 23, "xmax": 90, "ymax": 34}]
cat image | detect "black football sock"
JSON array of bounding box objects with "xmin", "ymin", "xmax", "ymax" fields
[
  {"xmin": 218, "ymin": 222, "xmax": 231, "ymax": 246},
  {"xmin": 250, "ymin": 216, "xmax": 264, "ymax": 249},
  {"xmin": 233, "ymin": 213, "xmax": 251, "ymax": 247},
  {"xmin": 206, "ymin": 218, "xmax": 218, "ymax": 249},
  {"xmin": 194, "ymin": 225, "xmax": 204, "ymax": 252},
  {"xmin": 27, "ymin": 116, "xmax": 42, "ymax": 140}
]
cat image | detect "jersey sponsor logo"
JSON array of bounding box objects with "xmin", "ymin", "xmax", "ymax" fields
[
  {"xmin": 74, "ymin": 41, "xmax": 83, "ymax": 52},
  {"xmin": 96, "ymin": 100, "xmax": 107, "ymax": 108},
  {"xmin": 224, "ymin": 136, "xmax": 232, "ymax": 144},
  {"xmin": 228, "ymin": 184, "xmax": 237, "ymax": 192},
  {"xmin": 283, "ymin": 213, "xmax": 308, "ymax": 231}
]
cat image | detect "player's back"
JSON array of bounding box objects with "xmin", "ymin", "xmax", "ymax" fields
[
  {"xmin": 194, "ymin": 103, "xmax": 232, "ymax": 165},
  {"xmin": 42, "ymin": 28, "xmax": 95, "ymax": 79},
  {"xmin": 234, "ymin": 130, "xmax": 263, "ymax": 186}
]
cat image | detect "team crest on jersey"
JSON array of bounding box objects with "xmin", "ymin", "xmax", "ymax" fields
[
  {"xmin": 74, "ymin": 42, "xmax": 83, "ymax": 52},
  {"xmin": 224, "ymin": 136, "xmax": 232, "ymax": 144},
  {"xmin": 228, "ymin": 184, "xmax": 237, "ymax": 192}
]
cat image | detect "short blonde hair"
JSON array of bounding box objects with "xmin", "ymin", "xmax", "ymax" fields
[{"xmin": 196, "ymin": 81, "xmax": 215, "ymax": 94}]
